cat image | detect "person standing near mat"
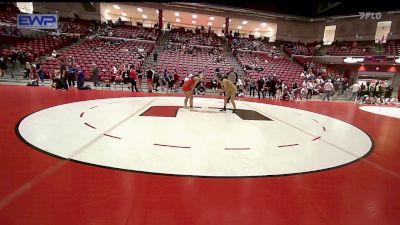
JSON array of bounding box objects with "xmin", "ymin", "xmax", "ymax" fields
[
  {"xmin": 182, "ymin": 72, "xmax": 203, "ymax": 109},
  {"xmin": 219, "ymin": 77, "xmax": 237, "ymax": 113}
]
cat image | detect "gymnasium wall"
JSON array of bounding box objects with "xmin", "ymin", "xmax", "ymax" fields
[
  {"xmin": 307, "ymin": 14, "xmax": 400, "ymax": 43},
  {"xmin": 33, "ymin": 2, "xmax": 101, "ymax": 21},
  {"xmin": 30, "ymin": 3, "xmax": 400, "ymax": 43}
]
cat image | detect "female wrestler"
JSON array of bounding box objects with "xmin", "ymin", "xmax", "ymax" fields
[
  {"xmin": 182, "ymin": 72, "xmax": 203, "ymax": 109},
  {"xmin": 219, "ymin": 77, "xmax": 237, "ymax": 113}
]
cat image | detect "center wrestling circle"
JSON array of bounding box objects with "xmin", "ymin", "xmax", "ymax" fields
[{"xmin": 17, "ymin": 97, "xmax": 373, "ymax": 177}]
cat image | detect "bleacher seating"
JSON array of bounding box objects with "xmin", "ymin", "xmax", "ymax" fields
[
  {"xmin": 306, "ymin": 43, "xmax": 319, "ymax": 55},
  {"xmin": 385, "ymin": 40, "xmax": 400, "ymax": 56},
  {"xmin": 1, "ymin": 35, "xmax": 76, "ymax": 61},
  {"xmin": 231, "ymin": 37, "xmax": 273, "ymax": 52},
  {"xmin": 168, "ymin": 28, "xmax": 220, "ymax": 47},
  {"xmin": 326, "ymin": 41, "xmax": 377, "ymax": 56},
  {"xmin": 98, "ymin": 25, "xmax": 159, "ymax": 41},
  {"xmin": 293, "ymin": 56, "xmax": 328, "ymax": 77},
  {"xmin": 58, "ymin": 18, "xmax": 94, "ymax": 36},
  {"xmin": 42, "ymin": 38, "xmax": 155, "ymax": 80},
  {"xmin": 236, "ymin": 51, "xmax": 304, "ymax": 83},
  {"xmin": 155, "ymin": 46, "xmax": 233, "ymax": 84},
  {"xmin": 284, "ymin": 41, "xmax": 311, "ymax": 56},
  {"xmin": 0, "ymin": 34, "xmax": 31, "ymax": 46},
  {"xmin": 0, "ymin": 3, "xmax": 19, "ymax": 25}
]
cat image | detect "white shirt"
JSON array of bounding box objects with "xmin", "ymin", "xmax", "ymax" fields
[
  {"xmin": 237, "ymin": 79, "xmax": 243, "ymax": 86},
  {"xmin": 351, "ymin": 84, "xmax": 361, "ymax": 92},
  {"xmin": 324, "ymin": 82, "xmax": 334, "ymax": 91},
  {"xmin": 306, "ymin": 82, "xmax": 314, "ymax": 89}
]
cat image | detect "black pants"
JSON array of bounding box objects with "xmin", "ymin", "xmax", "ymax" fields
[
  {"xmin": 269, "ymin": 88, "xmax": 276, "ymax": 98},
  {"xmin": 262, "ymin": 90, "xmax": 268, "ymax": 98},
  {"xmin": 250, "ymin": 86, "xmax": 256, "ymax": 97},
  {"xmin": 307, "ymin": 89, "xmax": 313, "ymax": 99},
  {"xmin": 61, "ymin": 77, "xmax": 68, "ymax": 90},
  {"xmin": 153, "ymin": 78, "xmax": 159, "ymax": 90},
  {"xmin": 130, "ymin": 79, "xmax": 138, "ymax": 92},
  {"xmin": 93, "ymin": 76, "xmax": 99, "ymax": 86},
  {"xmin": 68, "ymin": 73, "xmax": 75, "ymax": 87},
  {"xmin": 25, "ymin": 69, "xmax": 30, "ymax": 78},
  {"xmin": 257, "ymin": 88, "xmax": 263, "ymax": 98}
]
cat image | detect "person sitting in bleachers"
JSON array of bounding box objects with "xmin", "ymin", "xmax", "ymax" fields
[{"xmin": 197, "ymin": 82, "xmax": 206, "ymax": 95}]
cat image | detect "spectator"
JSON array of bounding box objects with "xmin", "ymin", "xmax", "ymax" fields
[
  {"xmin": 59, "ymin": 59, "xmax": 68, "ymax": 90},
  {"xmin": 0, "ymin": 57, "xmax": 7, "ymax": 77},
  {"xmin": 211, "ymin": 75, "xmax": 218, "ymax": 93},
  {"xmin": 349, "ymin": 83, "xmax": 361, "ymax": 102},
  {"xmin": 91, "ymin": 63, "xmax": 99, "ymax": 87},
  {"xmin": 197, "ymin": 82, "xmax": 206, "ymax": 95},
  {"xmin": 28, "ymin": 64, "xmax": 39, "ymax": 86},
  {"xmin": 306, "ymin": 80, "xmax": 314, "ymax": 99},
  {"xmin": 77, "ymin": 66, "xmax": 91, "ymax": 90},
  {"xmin": 37, "ymin": 64, "xmax": 45, "ymax": 86},
  {"xmin": 67, "ymin": 64, "xmax": 76, "ymax": 87},
  {"xmin": 51, "ymin": 50, "xmax": 58, "ymax": 59},
  {"xmin": 398, "ymin": 86, "xmax": 400, "ymax": 102},
  {"xmin": 146, "ymin": 68, "xmax": 155, "ymax": 92},
  {"xmin": 51, "ymin": 70, "xmax": 62, "ymax": 89},
  {"xmin": 385, "ymin": 85, "xmax": 393, "ymax": 99},
  {"xmin": 257, "ymin": 76, "xmax": 265, "ymax": 99},
  {"xmin": 129, "ymin": 67, "xmax": 138, "ymax": 92},
  {"xmin": 322, "ymin": 79, "xmax": 334, "ymax": 101},
  {"xmin": 137, "ymin": 69, "xmax": 143, "ymax": 92}
]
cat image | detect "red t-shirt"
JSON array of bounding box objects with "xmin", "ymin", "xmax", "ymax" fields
[
  {"xmin": 174, "ymin": 73, "xmax": 179, "ymax": 81},
  {"xmin": 130, "ymin": 69, "xmax": 136, "ymax": 80}
]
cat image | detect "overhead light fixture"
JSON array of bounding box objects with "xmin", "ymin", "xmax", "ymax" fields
[
  {"xmin": 113, "ymin": 4, "xmax": 120, "ymax": 10},
  {"xmin": 175, "ymin": 12, "xmax": 179, "ymax": 17},
  {"xmin": 261, "ymin": 23, "xmax": 266, "ymax": 27},
  {"xmin": 210, "ymin": 16, "xmax": 214, "ymax": 21},
  {"xmin": 121, "ymin": 12, "xmax": 127, "ymax": 16},
  {"xmin": 229, "ymin": 19, "xmax": 232, "ymax": 22},
  {"xmin": 237, "ymin": 26, "xmax": 242, "ymax": 29},
  {"xmin": 137, "ymin": 8, "xmax": 143, "ymax": 12},
  {"xmin": 176, "ymin": 18, "xmax": 180, "ymax": 22},
  {"xmin": 192, "ymin": 14, "xmax": 197, "ymax": 19},
  {"xmin": 192, "ymin": 20, "xmax": 196, "ymax": 24},
  {"xmin": 156, "ymin": 10, "xmax": 159, "ymax": 14},
  {"xmin": 105, "ymin": 9, "xmax": 110, "ymax": 13},
  {"xmin": 242, "ymin": 21, "xmax": 247, "ymax": 24},
  {"xmin": 395, "ymin": 57, "xmax": 400, "ymax": 63},
  {"xmin": 222, "ymin": 24, "xmax": 225, "ymax": 27},
  {"xmin": 208, "ymin": 22, "xmax": 212, "ymax": 26},
  {"xmin": 142, "ymin": 15, "xmax": 147, "ymax": 19},
  {"xmin": 255, "ymin": 28, "xmax": 259, "ymax": 31}
]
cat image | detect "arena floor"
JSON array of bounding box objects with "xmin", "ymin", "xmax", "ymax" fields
[{"xmin": 1, "ymin": 85, "xmax": 400, "ymax": 225}]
